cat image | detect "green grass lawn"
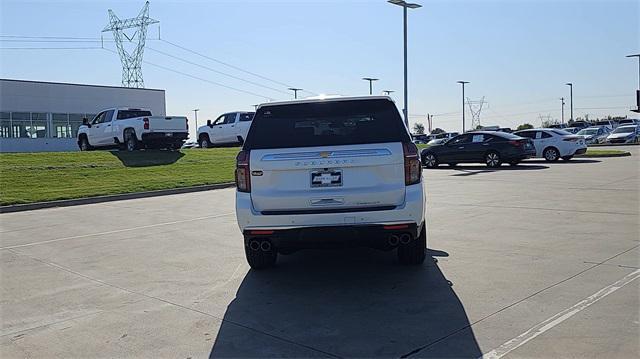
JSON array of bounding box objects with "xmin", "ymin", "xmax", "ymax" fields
[
  {"xmin": 580, "ymin": 149, "xmax": 630, "ymax": 157},
  {"xmin": 0, "ymin": 146, "xmax": 631, "ymax": 206},
  {"xmin": 0, "ymin": 148, "xmax": 239, "ymax": 206}
]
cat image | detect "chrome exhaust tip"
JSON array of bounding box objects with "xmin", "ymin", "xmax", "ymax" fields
[
  {"xmin": 399, "ymin": 233, "xmax": 412, "ymax": 245},
  {"xmin": 260, "ymin": 240, "xmax": 272, "ymax": 252},
  {"xmin": 249, "ymin": 240, "xmax": 261, "ymax": 251},
  {"xmin": 388, "ymin": 234, "xmax": 400, "ymax": 246}
]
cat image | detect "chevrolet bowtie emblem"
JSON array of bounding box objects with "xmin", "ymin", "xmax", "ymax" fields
[{"xmin": 320, "ymin": 151, "xmax": 330, "ymax": 158}]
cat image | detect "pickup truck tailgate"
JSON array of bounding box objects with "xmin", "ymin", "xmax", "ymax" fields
[{"xmin": 148, "ymin": 116, "xmax": 188, "ymax": 132}]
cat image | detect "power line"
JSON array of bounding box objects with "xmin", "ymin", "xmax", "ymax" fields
[
  {"xmin": 0, "ymin": 47, "xmax": 104, "ymax": 50},
  {"xmin": 0, "ymin": 35, "xmax": 100, "ymax": 40},
  {"xmin": 103, "ymin": 48, "xmax": 275, "ymax": 100},
  {"xmin": 145, "ymin": 46, "xmax": 291, "ymax": 96},
  {"xmin": 160, "ymin": 38, "xmax": 317, "ymax": 96},
  {"xmin": 0, "ymin": 33, "xmax": 313, "ymax": 96}
]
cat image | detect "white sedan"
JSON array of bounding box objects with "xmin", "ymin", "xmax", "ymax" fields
[
  {"xmin": 606, "ymin": 125, "xmax": 640, "ymax": 144},
  {"xmin": 513, "ymin": 128, "xmax": 587, "ymax": 161}
]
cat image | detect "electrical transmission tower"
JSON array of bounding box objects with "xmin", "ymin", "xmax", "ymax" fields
[
  {"xmin": 103, "ymin": 1, "xmax": 159, "ymax": 88},
  {"xmin": 466, "ymin": 97, "xmax": 486, "ymax": 129}
]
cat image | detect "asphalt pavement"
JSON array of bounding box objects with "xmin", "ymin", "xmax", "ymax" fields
[{"xmin": 1, "ymin": 146, "xmax": 638, "ymax": 358}]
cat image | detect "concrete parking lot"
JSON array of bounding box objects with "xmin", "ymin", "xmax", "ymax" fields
[{"xmin": 1, "ymin": 146, "xmax": 638, "ymax": 358}]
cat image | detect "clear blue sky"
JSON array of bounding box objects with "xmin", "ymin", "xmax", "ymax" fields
[{"xmin": 1, "ymin": 0, "xmax": 638, "ymax": 135}]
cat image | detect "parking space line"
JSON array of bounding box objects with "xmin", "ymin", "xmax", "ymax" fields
[
  {"xmin": 481, "ymin": 269, "xmax": 640, "ymax": 359},
  {"xmin": 450, "ymin": 203, "xmax": 638, "ymax": 216},
  {"xmin": 0, "ymin": 212, "xmax": 234, "ymax": 250}
]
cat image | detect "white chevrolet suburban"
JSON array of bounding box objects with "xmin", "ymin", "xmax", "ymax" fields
[
  {"xmin": 77, "ymin": 108, "xmax": 189, "ymax": 151},
  {"xmin": 197, "ymin": 111, "xmax": 254, "ymax": 148},
  {"xmin": 235, "ymin": 96, "xmax": 426, "ymax": 269}
]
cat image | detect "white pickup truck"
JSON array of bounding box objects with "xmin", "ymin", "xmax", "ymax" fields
[
  {"xmin": 196, "ymin": 111, "xmax": 254, "ymax": 148},
  {"xmin": 77, "ymin": 107, "xmax": 189, "ymax": 151}
]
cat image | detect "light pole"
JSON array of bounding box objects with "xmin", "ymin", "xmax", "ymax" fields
[
  {"xmin": 288, "ymin": 87, "xmax": 302, "ymax": 99},
  {"xmin": 362, "ymin": 78, "xmax": 379, "ymax": 95},
  {"xmin": 627, "ymin": 54, "xmax": 640, "ymax": 112},
  {"xmin": 457, "ymin": 81, "xmax": 469, "ymax": 132},
  {"xmin": 627, "ymin": 54, "xmax": 640, "ymax": 90},
  {"xmin": 565, "ymin": 83, "xmax": 573, "ymax": 123},
  {"xmin": 388, "ymin": 0, "xmax": 421, "ymax": 127},
  {"xmin": 383, "ymin": 90, "xmax": 395, "ymax": 96},
  {"xmin": 192, "ymin": 109, "xmax": 199, "ymax": 136},
  {"xmin": 560, "ymin": 97, "xmax": 565, "ymax": 124}
]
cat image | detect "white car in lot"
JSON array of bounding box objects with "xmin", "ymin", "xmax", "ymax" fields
[
  {"xmin": 234, "ymin": 96, "xmax": 426, "ymax": 269},
  {"xmin": 513, "ymin": 128, "xmax": 587, "ymax": 161},
  {"xmin": 77, "ymin": 107, "xmax": 189, "ymax": 151},
  {"xmin": 197, "ymin": 111, "xmax": 254, "ymax": 148},
  {"xmin": 576, "ymin": 127, "xmax": 610, "ymax": 144},
  {"xmin": 606, "ymin": 125, "xmax": 640, "ymax": 144}
]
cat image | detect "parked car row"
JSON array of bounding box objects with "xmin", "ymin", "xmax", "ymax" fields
[{"xmin": 420, "ymin": 128, "xmax": 587, "ymax": 168}]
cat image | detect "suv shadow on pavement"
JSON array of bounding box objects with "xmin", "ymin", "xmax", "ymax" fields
[
  {"xmin": 110, "ymin": 150, "xmax": 184, "ymax": 167},
  {"xmin": 209, "ymin": 248, "xmax": 481, "ymax": 358}
]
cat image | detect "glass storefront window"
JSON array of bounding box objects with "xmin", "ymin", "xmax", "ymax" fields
[
  {"xmin": 11, "ymin": 112, "xmax": 30, "ymax": 138},
  {"xmin": 69, "ymin": 114, "xmax": 86, "ymax": 138},
  {"xmin": 53, "ymin": 113, "xmax": 72, "ymax": 138},
  {"xmin": 31, "ymin": 112, "xmax": 48, "ymax": 138},
  {"xmin": 0, "ymin": 112, "xmax": 10, "ymax": 138}
]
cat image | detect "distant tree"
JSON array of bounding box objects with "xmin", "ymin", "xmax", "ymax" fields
[
  {"xmin": 412, "ymin": 122, "xmax": 425, "ymax": 134},
  {"xmin": 516, "ymin": 123, "xmax": 534, "ymax": 130},
  {"xmin": 430, "ymin": 128, "xmax": 445, "ymax": 135}
]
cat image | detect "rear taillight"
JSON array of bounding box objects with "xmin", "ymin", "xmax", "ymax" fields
[
  {"xmin": 235, "ymin": 150, "xmax": 251, "ymax": 193},
  {"xmin": 403, "ymin": 142, "xmax": 421, "ymax": 186},
  {"xmin": 143, "ymin": 118, "xmax": 149, "ymax": 130},
  {"xmin": 563, "ymin": 137, "xmax": 579, "ymax": 142},
  {"xmin": 509, "ymin": 140, "xmax": 523, "ymax": 147}
]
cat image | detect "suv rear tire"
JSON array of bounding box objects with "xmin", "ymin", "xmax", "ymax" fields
[
  {"xmin": 397, "ymin": 225, "xmax": 426, "ymax": 265},
  {"xmin": 245, "ymin": 239, "xmax": 277, "ymax": 270}
]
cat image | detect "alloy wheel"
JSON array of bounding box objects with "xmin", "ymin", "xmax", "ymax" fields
[
  {"xmin": 424, "ymin": 154, "xmax": 437, "ymax": 168},
  {"xmin": 486, "ymin": 153, "xmax": 500, "ymax": 167}
]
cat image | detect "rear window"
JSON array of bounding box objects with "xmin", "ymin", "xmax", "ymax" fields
[
  {"xmin": 551, "ymin": 129, "xmax": 572, "ymax": 136},
  {"xmin": 243, "ymin": 99, "xmax": 409, "ymax": 150},
  {"xmin": 239, "ymin": 113, "xmax": 254, "ymax": 122},
  {"xmin": 117, "ymin": 110, "xmax": 152, "ymax": 120},
  {"xmin": 492, "ymin": 132, "xmax": 522, "ymax": 140}
]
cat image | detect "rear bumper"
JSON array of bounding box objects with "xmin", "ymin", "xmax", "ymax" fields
[
  {"xmin": 244, "ymin": 223, "xmax": 419, "ymax": 250},
  {"xmin": 236, "ymin": 182, "xmax": 426, "ymax": 237},
  {"xmin": 141, "ymin": 132, "xmax": 188, "ymax": 145},
  {"xmin": 574, "ymin": 148, "xmax": 587, "ymax": 155},
  {"xmin": 608, "ymin": 137, "xmax": 635, "ymax": 144}
]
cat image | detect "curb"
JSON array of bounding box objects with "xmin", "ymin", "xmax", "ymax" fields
[
  {"xmin": 576, "ymin": 152, "xmax": 631, "ymax": 158},
  {"xmin": 588, "ymin": 143, "xmax": 639, "ymax": 147},
  {"xmin": 0, "ymin": 182, "xmax": 236, "ymax": 214}
]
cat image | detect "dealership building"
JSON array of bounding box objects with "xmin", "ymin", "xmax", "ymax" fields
[{"xmin": 0, "ymin": 79, "xmax": 166, "ymax": 152}]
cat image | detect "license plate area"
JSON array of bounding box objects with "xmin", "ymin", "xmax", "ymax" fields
[{"xmin": 311, "ymin": 170, "xmax": 342, "ymax": 188}]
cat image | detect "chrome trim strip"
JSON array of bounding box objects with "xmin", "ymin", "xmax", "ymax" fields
[{"xmin": 261, "ymin": 148, "xmax": 392, "ymax": 161}]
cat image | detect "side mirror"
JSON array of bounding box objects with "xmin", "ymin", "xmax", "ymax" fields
[{"xmin": 207, "ymin": 120, "xmax": 212, "ymax": 128}]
